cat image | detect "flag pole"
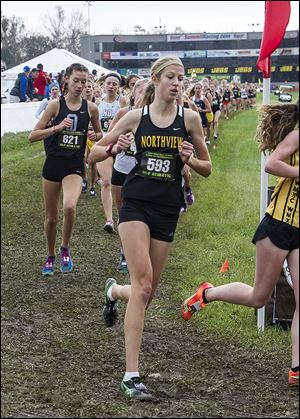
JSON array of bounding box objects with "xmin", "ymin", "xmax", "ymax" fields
[
  {"xmin": 257, "ymin": 77, "xmax": 270, "ymax": 332},
  {"xmin": 260, "ymin": 77, "xmax": 270, "ymax": 221},
  {"xmin": 255, "ymin": 0, "xmax": 291, "ymax": 332}
]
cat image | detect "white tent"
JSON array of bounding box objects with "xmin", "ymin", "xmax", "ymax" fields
[
  {"xmin": 2, "ymin": 48, "xmax": 110, "ymax": 77},
  {"xmin": 1, "ymin": 48, "xmax": 110, "ymax": 100}
]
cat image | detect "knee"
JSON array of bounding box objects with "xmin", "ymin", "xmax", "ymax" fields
[
  {"xmin": 63, "ymin": 203, "xmax": 76, "ymax": 218},
  {"xmin": 253, "ymin": 301, "xmax": 265, "ymax": 309},
  {"xmin": 134, "ymin": 278, "xmax": 153, "ymax": 306},
  {"xmin": 140, "ymin": 285, "xmax": 153, "ymax": 306},
  {"xmin": 45, "ymin": 216, "xmax": 58, "ymax": 227},
  {"xmin": 101, "ymin": 179, "xmax": 111, "ymax": 189},
  {"xmin": 251, "ymin": 296, "xmax": 269, "ymax": 309}
]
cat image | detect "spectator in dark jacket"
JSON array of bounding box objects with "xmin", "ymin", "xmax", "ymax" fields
[
  {"xmin": 10, "ymin": 66, "xmax": 31, "ymax": 103},
  {"xmin": 34, "ymin": 63, "xmax": 48, "ymax": 101},
  {"xmin": 27, "ymin": 68, "xmax": 38, "ymax": 101}
]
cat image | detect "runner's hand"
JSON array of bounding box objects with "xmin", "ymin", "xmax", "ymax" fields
[
  {"xmin": 57, "ymin": 117, "xmax": 73, "ymax": 131},
  {"xmin": 116, "ymin": 133, "xmax": 132, "ymax": 153},
  {"xmin": 179, "ymin": 141, "xmax": 194, "ymax": 164},
  {"xmin": 88, "ymin": 130, "xmax": 99, "ymax": 141}
]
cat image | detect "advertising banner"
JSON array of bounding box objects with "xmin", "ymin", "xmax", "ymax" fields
[{"xmin": 167, "ymin": 33, "xmax": 247, "ymax": 42}]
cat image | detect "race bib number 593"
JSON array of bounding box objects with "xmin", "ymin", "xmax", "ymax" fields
[{"xmin": 139, "ymin": 151, "xmax": 176, "ymax": 181}]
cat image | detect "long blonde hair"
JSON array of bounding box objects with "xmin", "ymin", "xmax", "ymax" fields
[{"xmin": 256, "ymin": 101, "xmax": 299, "ymax": 153}]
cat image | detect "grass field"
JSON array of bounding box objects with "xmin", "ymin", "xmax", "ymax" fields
[{"xmin": 1, "ymin": 96, "xmax": 299, "ymax": 418}]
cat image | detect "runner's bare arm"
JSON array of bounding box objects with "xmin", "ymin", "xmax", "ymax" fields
[
  {"xmin": 28, "ymin": 100, "xmax": 72, "ymax": 142},
  {"xmin": 108, "ymin": 107, "xmax": 129, "ymax": 132},
  {"xmin": 182, "ymin": 109, "xmax": 212, "ymax": 177},
  {"xmin": 202, "ymin": 96, "xmax": 212, "ymax": 113},
  {"xmin": 88, "ymin": 101, "xmax": 102, "ymax": 141},
  {"xmin": 188, "ymin": 100, "xmax": 198, "ymax": 112},
  {"xmin": 88, "ymin": 109, "xmax": 141, "ymax": 163},
  {"xmin": 265, "ymin": 130, "xmax": 299, "ymax": 179}
]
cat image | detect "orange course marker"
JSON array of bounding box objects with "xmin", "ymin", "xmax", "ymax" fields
[{"xmin": 219, "ymin": 259, "xmax": 229, "ymax": 273}]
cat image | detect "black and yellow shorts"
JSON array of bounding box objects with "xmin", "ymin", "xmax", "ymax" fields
[
  {"xmin": 252, "ymin": 214, "xmax": 299, "ymax": 251},
  {"xmin": 119, "ymin": 198, "xmax": 181, "ymax": 243}
]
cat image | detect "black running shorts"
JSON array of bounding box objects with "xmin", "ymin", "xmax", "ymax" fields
[
  {"xmin": 111, "ymin": 167, "xmax": 127, "ymax": 186},
  {"xmin": 42, "ymin": 155, "xmax": 84, "ymax": 182},
  {"xmin": 252, "ymin": 214, "xmax": 299, "ymax": 251},
  {"xmin": 119, "ymin": 198, "xmax": 181, "ymax": 243}
]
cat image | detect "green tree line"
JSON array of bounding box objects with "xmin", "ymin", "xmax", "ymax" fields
[{"xmin": 1, "ymin": 6, "xmax": 87, "ymax": 69}]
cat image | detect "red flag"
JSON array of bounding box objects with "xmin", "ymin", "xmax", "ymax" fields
[
  {"xmin": 219, "ymin": 259, "xmax": 229, "ymax": 273},
  {"xmin": 257, "ymin": 1, "xmax": 291, "ymax": 78}
]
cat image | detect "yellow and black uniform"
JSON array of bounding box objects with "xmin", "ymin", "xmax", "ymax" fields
[
  {"xmin": 266, "ymin": 151, "xmax": 299, "ymax": 228},
  {"xmin": 42, "ymin": 96, "xmax": 90, "ymax": 182},
  {"xmin": 252, "ymin": 150, "xmax": 299, "ymax": 251},
  {"xmin": 119, "ymin": 105, "xmax": 189, "ymax": 242},
  {"xmin": 232, "ymin": 87, "xmax": 241, "ymax": 100}
]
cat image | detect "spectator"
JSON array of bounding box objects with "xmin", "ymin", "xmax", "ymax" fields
[
  {"xmin": 91, "ymin": 69, "xmax": 98, "ymax": 81},
  {"xmin": 59, "ymin": 70, "xmax": 67, "ymax": 95},
  {"xmin": 9, "ymin": 66, "xmax": 31, "ymax": 103},
  {"xmin": 44, "ymin": 72, "xmax": 61, "ymax": 99},
  {"xmin": 1, "ymin": 60, "xmax": 7, "ymax": 72},
  {"xmin": 35, "ymin": 83, "xmax": 61, "ymax": 155},
  {"xmin": 35, "ymin": 83, "xmax": 61, "ymax": 120},
  {"xmin": 27, "ymin": 68, "xmax": 38, "ymax": 101},
  {"xmin": 34, "ymin": 63, "xmax": 48, "ymax": 101}
]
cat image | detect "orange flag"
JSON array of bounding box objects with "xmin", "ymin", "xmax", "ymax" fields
[{"xmin": 219, "ymin": 259, "xmax": 229, "ymax": 273}]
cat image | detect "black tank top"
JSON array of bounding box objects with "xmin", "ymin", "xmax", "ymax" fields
[
  {"xmin": 45, "ymin": 96, "xmax": 90, "ymax": 159},
  {"xmin": 223, "ymin": 90, "xmax": 231, "ymax": 102},
  {"xmin": 194, "ymin": 97, "xmax": 208, "ymax": 126},
  {"xmin": 123, "ymin": 105, "xmax": 188, "ymax": 206},
  {"xmin": 232, "ymin": 87, "xmax": 240, "ymax": 99},
  {"xmin": 211, "ymin": 92, "xmax": 221, "ymax": 112}
]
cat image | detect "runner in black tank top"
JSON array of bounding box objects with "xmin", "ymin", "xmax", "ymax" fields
[
  {"xmin": 29, "ymin": 63, "xmax": 101, "ymax": 277},
  {"xmin": 88, "ymin": 56, "xmax": 212, "ymax": 400},
  {"xmin": 211, "ymin": 88, "xmax": 222, "ymax": 140},
  {"xmin": 81, "ymin": 78, "xmax": 98, "ymax": 196},
  {"xmin": 45, "ymin": 95, "xmax": 89, "ymax": 160},
  {"xmin": 123, "ymin": 104, "xmax": 187, "ymax": 206}
]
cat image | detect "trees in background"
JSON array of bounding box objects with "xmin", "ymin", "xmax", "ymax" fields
[
  {"xmin": 1, "ymin": 12, "xmax": 26, "ymax": 69},
  {"xmin": 1, "ymin": 7, "xmax": 87, "ymax": 69}
]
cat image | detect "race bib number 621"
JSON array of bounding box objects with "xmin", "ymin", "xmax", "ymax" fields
[{"xmin": 58, "ymin": 130, "xmax": 84, "ymax": 150}]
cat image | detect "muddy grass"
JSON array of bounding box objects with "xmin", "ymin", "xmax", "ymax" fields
[{"xmin": 1, "ymin": 194, "xmax": 299, "ymax": 418}]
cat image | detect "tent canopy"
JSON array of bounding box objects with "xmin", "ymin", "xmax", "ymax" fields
[{"xmin": 2, "ymin": 48, "xmax": 110, "ymax": 78}]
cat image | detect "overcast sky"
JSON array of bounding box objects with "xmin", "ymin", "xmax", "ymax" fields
[{"xmin": 2, "ymin": 1, "xmax": 299, "ymax": 35}]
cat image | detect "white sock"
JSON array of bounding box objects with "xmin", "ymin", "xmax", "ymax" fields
[
  {"xmin": 124, "ymin": 372, "xmax": 139, "ymax": 381},
  {"xmin": 107, "ymin": 285, "xmax": 116, "ymax": 302}
]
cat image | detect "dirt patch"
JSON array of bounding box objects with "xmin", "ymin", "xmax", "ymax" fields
[{"xmin": 1, "ymin": 205, "xmax": 299, "ymax": 418}]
